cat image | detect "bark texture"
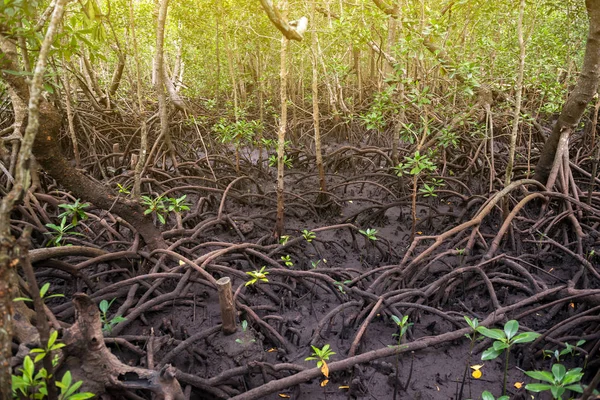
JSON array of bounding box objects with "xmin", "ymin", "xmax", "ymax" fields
[{"xmin": 535, "ymin": 0, "xmax": 600, "ymax": 184}]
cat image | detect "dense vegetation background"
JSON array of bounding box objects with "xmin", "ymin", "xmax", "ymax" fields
[{"xmin": 1, "ymin": 0, "xmax": 600, "ymax": 399}]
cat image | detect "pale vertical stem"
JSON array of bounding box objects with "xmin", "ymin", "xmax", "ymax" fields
[
  {"xmin": 154, "ymin": 0, "xmax": 176, "ymax": 168},
  {"xmin": 275, "ymin": 27, "xmax": 289, "ymax": 238},
  {"xmin": 129, "ymin": 0, "xmax": 147, "ymax": 197},
  {"xmin": 61, "ymin": 60, "xmax": 80, "ymax": 169},
  {"xmin": 505, "ymin": 0, "xmax": 526, "ymax": 188},
  {"xmin": 312, "ymin": 0, "xmax": 326, "ymax": 197}
]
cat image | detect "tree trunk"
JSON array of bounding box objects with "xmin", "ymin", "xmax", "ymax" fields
[
  {"xmin": 154, "ymin": 0, "xmax": 177, "ymax": 168},
  {"xmin": 275, "ymin": 32, "xmax": 288, "ymax": 239},
  {"xmin": 0, "ymin": 1, "xmax": 71, "ymax": 395},
  {"xmin": 535, "ymin": 0, "xmax": 600, "ymax": 185},
  {"xmin": 505, "ymin": 0, "xmax": 525, "ymax": 189}
]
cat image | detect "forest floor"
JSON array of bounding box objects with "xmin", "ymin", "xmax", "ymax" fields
[{"xmin": 13, "ymin": 133, "xmax": 600, "ymax": 400}]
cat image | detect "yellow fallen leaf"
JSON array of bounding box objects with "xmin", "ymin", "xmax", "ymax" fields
[
  {"xmin": 435, "ymin": 385, "xmax": 440, "ymax": 391},
  {"xmin": 321, "ymin": 379, "xmax": 329, "ymax": 387},
  {"xmin": 320, "ymin": 361, "xmax": 329, "ymax": 378},
  {"xmin": 267, "ymin": 348, "xmax": 277, "ymax": 352},
  {"xmin": 417, "ymin": 231, "xmax": 423, "ymax": 235},
  {"xmin": 514, "ymin": 382, "xmax": 523, "ymax": 389},
  {"xmin": 338, "ymin": 386, "xmax": 349, "ymax": 389},
  {"xmin": 472, "ymin": 369, "xmax": 482, "ymax": 379},
  {"xmin": 570, "ymin": 303, "xmax": 575, "ymax": 308},
  {"xmin": 470, "ymin": 364, "xmax": 484, "ymax": 371},
  {"xmin": 278, "ymin": 394, "xmax": 290, "ymax": 398},
  {"xmin": 178, "ymin": 260, "xmax": 185, "ymax": 266}
]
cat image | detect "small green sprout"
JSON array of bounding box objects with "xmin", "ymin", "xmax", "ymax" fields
[
  {"xmin": 305, "ymin": 344, "xmax": 336, "ymax": 377},
  {"xmin": 45, "ymin": 216, "xmax": 85, "ymax": 247},
  {"xmin": 58, "ymin": 199, "xmax": 90, "ymax": 225},
  {"xmin": 279, "ymin": 235, "xmax": 290, "ymax": 245},
  {"xmin": 166, "ymin": 195, "xmax": 190, "ymax": 213},
  {"xmin": 333, "ymin": 280, "xmax": 352, "ymax": 294},
  {"xmin": 418, "ymin": 183, "xmax": 438, "ymax": 197},
  {"xmin": 359, "ymin": 228, "xmax": 378, "ymax": 241},
  {"xmin": 99, "ymin": 299, "xmax": 126, "ymax": 335},
  {"xmin": 543, "ymin": 340, "xmax": 586, "ymax": 362},
  {"xmin": 268, "ymin": 154, "xmax": 292, "ymax": 168},
  {"xmin": 235, "ymin": 320, "xmax": 256, "ymax": 344},
  {"xmin": 302, "ymin": 229, "xmax": 316, "ymax": 243},
  {"xmin": 391, "ymin": 315, "xmax": 412, "ymax": 344},
  {"xmin": 281, "ymin": 255, "xmax": 293, "ymax": 267},
  {"xmin": 246, "ymin": 266, "xmax": 269, "ymax": 286},
  {"xmin": 141, "ymin": 195, "xmax": 168, "ymax": 224},
  {"xmin": 117, "ymin": 183, "xmax": 131, "ymax": 194},
  {"xmin": 14, "ymin": 282, "xmax": 64, "ymax": 303}
]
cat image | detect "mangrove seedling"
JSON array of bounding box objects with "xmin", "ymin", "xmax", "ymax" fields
[
  {"xmin": 141, "ymin": 194, "xmax": 168, "ymax": 224},
  {"xmin": 457, "ymin": 316, "xmax": 482, "ymax": 400},
  {"xmin": 99, "ymin": 299, "xmax": 126, "ymax": 335},
  {"xmin": 45, "ymin": 216, "xmax": 84, "ymax": 247},
  {"xmin": 29, "ymin": 330, "xmax": 65, "ymax": 363},
  {"xmin": 305, "ymin": 344, "xmax": 336, "ymax": 378},
  {"xmin": 359, "ymin": 228, "xmax": 378, "ymax": 241},
  {"xmin": 477, "ymin": 320, "xmax": 540, "ymax": 395},
  {"xmin": 58, "ymin": 198, "xmax": 90, "ymax": 225},
  {"xmin": 333, "ymin": 280, "xmax": 352, "ymax": 294},
  {"xmin": 14, "ymin": 282, "xmax": 64, "ymax": 304},
  {"xmin": 279, "ymin": 235, "xmax": 290, "ymax": 245},
  {"xmin": 389, "ymin": 315, "xmax": 413, "ymax": 400},
  {"xmin": 281, "ymin": 255, "xmax": 293, "ymax": 267},
  {"xmin": 235, "ymin": 320, "xmax": 256, "ymax": 345},
  {"xmin": 245, "ymin": 266, "xmax": 269, "ymax": 286},
  {"xmin": 543, "ymin": 340, "xmax": 586, "ymax": 362},
  {"xmin": 302, "ymin": 229, "xmax": 316, "ymax": 243},
  {"xmin": 269, "ymin": 154, "xmax": 292, "ymax": 168},
  {"xmin": 525, "ymin": 364, "xmax": 584, "ymax": 399}
]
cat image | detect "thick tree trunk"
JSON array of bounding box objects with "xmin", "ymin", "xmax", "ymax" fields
[
  {"xmin": 31, "ymin": 102, "xmax": 166, "ymax": 250},
  {"xmin": 535, "ymin": 0, "xmax": 600, "ymax": 184}
]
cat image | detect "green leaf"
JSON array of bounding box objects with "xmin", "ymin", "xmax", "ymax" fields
[
  {"xmin": 481, "ymin": 347, "xmax": 502, "ymax": 360},
  {"xmin": 13, "ymin": 297, "xmax": 33, "ymax": 302},
  {"xmin": 511, "ymin": 332, "xmax": 540, "ymax": 343},
  {"xmin": 550, "ymin": 386, "xmax": 564, "ymax": 399},
  {"xmin": 477, "ymin": 327, "xmax": 505, "ymax": 340},
  {"xmin": 525, "ymin": 370, "xmax": 555, "ymax": 384},
  {"xmin": 552, "ymin": 364, "xmax": 566, "ymax": 382},
  {"xmin": 99, "ymin": 300, "xmax": 109, "ymax": 313},
  {"xmin": 564, "ymin": 384, "xmax": 583, "ymax": 393},
  {"xmin": 493, "ymin": 341, "xmax": 509, "ymax": 351},
  {"xmin": 39, "ymin": 282, "xmax": 50, "ymax": 298},
  {"xmin": 562, "ymin": 369, "xmax": 583, "ymax": 385},
  {"xmin": 481, "ymin": 391, "xmax": 495, "ymax": 400},
  {"xmin": 48, "ymin": 330, "xmax": 59, "ymax": 349},
  {"xmin": 504, "ymin": 320, "xmax": 518, "ymax": 340},
  {"xmin": 69, "ymin": 393, "xmax": 95, "ymax": 400},
  {"xmin": 525, "ymin": 383, "xmax": 552, "ymax": 392}
]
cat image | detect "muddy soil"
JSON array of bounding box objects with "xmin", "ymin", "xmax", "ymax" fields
[{"xmin": 22, "ymin": 145, "xmax": 600, "ymax": 400}]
